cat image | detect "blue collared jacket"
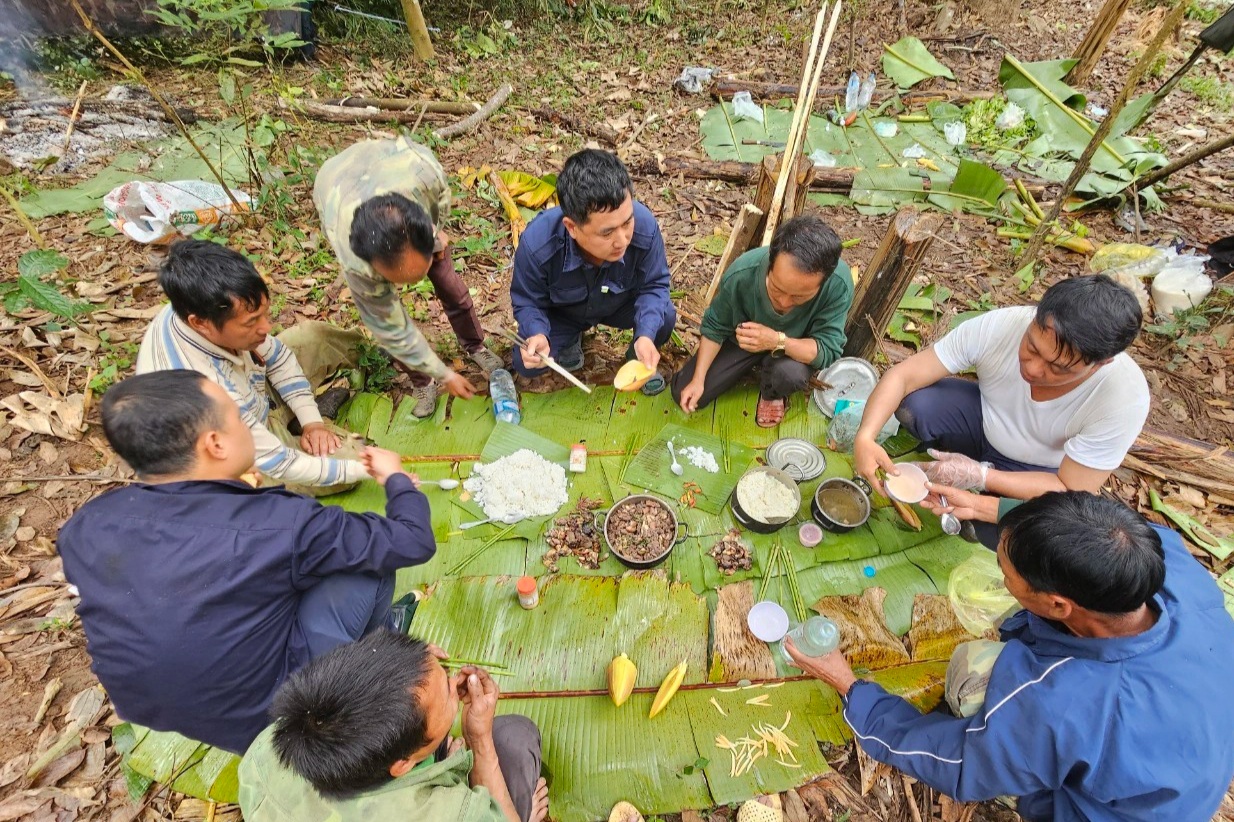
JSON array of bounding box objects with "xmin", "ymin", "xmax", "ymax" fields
[
  {"xmin": 510, "ymin": 203, "xmax": 674, "ymax": 341},
  {"xmin": 58, "ymin": 474, "xmax": 434, "ymax": 754},
  {"xmin": 842, "ymin": 525, "xmax": 1234, "ymax": 821}
]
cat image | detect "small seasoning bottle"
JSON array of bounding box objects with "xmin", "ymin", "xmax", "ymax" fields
[
  {"xmin": 569, "ymin": 442, "xmax": 588, "ymax": 473},
  {"xmin": 516, "ymin": 576, "xmax": 539, "ymax": 609}
]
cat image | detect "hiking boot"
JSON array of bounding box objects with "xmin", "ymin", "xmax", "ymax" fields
[
  {"xmin": 389, "ymin": 592, "xmax": 421, "ymax": 635},
  {"xmin": 316, "ymin": 386, "xmax": 352, "ymax": 419},
  {"xmin": 555, "ymin": 340, "xmax": 584, "ymax": 372},
  {"xmin": 468, "ymin": 346, "xmax": 503, "ymax": 377},
  {"xmin": 959, "ymin": 520, "xmax": 980, "ymax": 544},
  {"xmin": 640, "ymin": 372, "xmax": 667, "ymax": 396},
  {"xmin": 410, "ymin": 381, "xmax": 437, "ymax": 419}
]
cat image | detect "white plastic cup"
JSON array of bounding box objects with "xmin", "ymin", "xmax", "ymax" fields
[{"xmin": 747, "ymin": 601, "xmax": 790, "ymax": 643}]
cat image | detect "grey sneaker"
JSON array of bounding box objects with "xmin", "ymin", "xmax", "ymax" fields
[
  {"xmin": 640, "ymin": 372, "xmax": 667, "ymax": 396},
  {"xmin": 410, "ymin": 381, "xmax": 437, "ymax": 419},
  {"xmin": 556, "ymin": 340, "xmax": 584, "ymax": 372},
  {"xmin": 468, "ymin": 346, "xmax": 503, "ymax": 377}
]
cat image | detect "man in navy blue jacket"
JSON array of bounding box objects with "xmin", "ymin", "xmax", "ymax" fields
[
  {"xmin": 788, "ymin": 491, "xmax": 1234, "ymax": 821},
  {"xmin": 510, "ymin": 149, "xmax": 675, "ymax": 395},
  {"xmin": 58, "ymin": 370, "xmax": 436, "ymax": 754}
]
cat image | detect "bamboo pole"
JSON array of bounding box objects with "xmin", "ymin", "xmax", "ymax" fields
[
  {"xmin": 704, "ymin": 204, "xmax": 765, "ymax": 308},
  {"xmin": 714, "ymin": 78, "xmax": 998, "ymax": 106},
  {"xmin": 1021, "ymin": 1, "xmax": 1186, "ymax": 268},
  {"xmin": 397, "ymin": 0, "xmax": 435, "ymax": 60},
  {"xmin": 762, "ymin": 1, "xmax": 830, "ymax": 245},
  {"xmin": 1066, "ymin": 0, "xmax": 1133, "ymax": 86}
]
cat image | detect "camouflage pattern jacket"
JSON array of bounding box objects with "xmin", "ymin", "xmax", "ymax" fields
[{"xmin": 314, "ymin": 136, "xmax": 452, "ymax": 380}]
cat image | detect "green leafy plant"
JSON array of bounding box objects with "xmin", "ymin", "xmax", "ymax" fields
[
  {"xmin": 888, "ymin": 283, "xmax": 953, "ymax": 348},
  {"xmin": 356, "ymin": 341, "xmax": 400, "ymax": 393},
  {"xmin": 90, "ymin": 334, "xmax": 139, "ymax": 392},
  {"xmin": 147, "ymin": 0, "xmax": 307, "ymax": 66},
  {"xmin": 1180, "ymin": 75, "xmax": 1232, "ymax": 111},
  {"xmin": 454, "ymin": 17, "xmax": 518, "ymax": 59},
  {"xmin": 3, "ymin": 250, "xmax": 94, "ymax": 320}
]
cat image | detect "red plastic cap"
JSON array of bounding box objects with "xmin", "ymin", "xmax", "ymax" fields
[{"xmin": 516, "ymin": 576, "xmax": 537, "ymax": 595}]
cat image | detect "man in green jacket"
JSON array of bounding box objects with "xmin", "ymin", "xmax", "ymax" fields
[
  {"xmin": 672, "ymin": 215, "xmax": 853, "ymax": 427},
  {"xmin": 240, "ymin": 630, "xmax": 548, "ymax": 822}
]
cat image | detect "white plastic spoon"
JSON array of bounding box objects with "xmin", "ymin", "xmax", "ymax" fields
[
  {"xmin": 459, "ymin": 512, "xmax": 523, "ymax": 530},
  {"xmin": 420, "ymin": 479, "xmax": 460, "ymax": 490},
  {"xmin": 667, "ymin": 441, "xmax": 684, "ymax": 476}
]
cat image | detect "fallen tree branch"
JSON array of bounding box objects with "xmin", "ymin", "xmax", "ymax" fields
[
  {"xmin": 1139, "ymin": 131, "xmax": 1234, "ymax": 188},
  {"xmin": 61, "ymin": 80, "xmax": 88, "ymax": 155},
  {"xmin": 278, "ymin": 97, "xmax": 448, "ymax": 124},
  {"xmin": 434, "ymin": 83, "xmax": 512, "ymax": 140},
  {"xmin": 325, "ymin": 97, "xmax": 479, "ymax": 114},
  {"xmin": 529, "ymin": 107, "xmax": 620, "ymax": 146}
]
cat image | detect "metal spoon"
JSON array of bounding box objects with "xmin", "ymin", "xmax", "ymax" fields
[
  {"xmin": 667, "ymin": 441, "xmax": 684, "ymax": 476},
  {"xmin": 420, "ymin": 479, "xmax": 460, "ymax": 490},
  {"xmin": 459, "ymin": 512, "xmax": 523, "ymax": 530},
  {"xmin": 938, "ymin": 496, "xmax": 962, "ymax": 536}
]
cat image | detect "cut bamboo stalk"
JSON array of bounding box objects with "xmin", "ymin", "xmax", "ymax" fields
[
  {"xmin": 1066, "ymin": 0, "xmax": 1133, "ymax": 86},
  {"xmin": 762, "ymin": 1, "xmax": 830, "ymax": 245},
  {"xmin": 1021, "ymin": 1, "xmax": 1186, "ymax": 268},
  {"xmin": 714, "ymin": 78, "xmax": 998, "ymax": 106},
  {"xmin": 397, "ymin": 0, "xmax": 435, "ymax": 60},
  {"xmin": 704, "ymin": 204, "xmax": 764, "ymax": 308}
]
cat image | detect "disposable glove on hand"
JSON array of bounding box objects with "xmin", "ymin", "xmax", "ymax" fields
[{"xmin": 921, "ymin": 449, "xmax": 989, "ymax": 491}]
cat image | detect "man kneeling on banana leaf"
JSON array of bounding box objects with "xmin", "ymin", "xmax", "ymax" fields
[
  {"xmin": 787, "ymin": 491, "xmax": 1234, "ymax": 821},
  {"xmin": 240, "ymin": 631, "xmax": 549, "ymax": 822}
]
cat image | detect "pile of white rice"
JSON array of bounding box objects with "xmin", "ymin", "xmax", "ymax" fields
[
  {"xmin": 736, "ymin": 471, "xmax": 798, "ymax": 521},
  {"xmin": 677, "ymin": 443, "xmax": 719, "ymax": 473},
  {"xmin": 463, "ymin": 449, "xmax": 568, "ymax": 520}
]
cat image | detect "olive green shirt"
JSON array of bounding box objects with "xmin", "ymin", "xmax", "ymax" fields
[
  {"xmin": 239, "ymin": 726, "xmax": 508, "ymax": 822},
  {"xmin": 700, "ymin": 245, "xmax": 854, "ymax": 370},
  {"xmin": 313, "ymin": 136, "xmax": 453, "ymax": 380}
]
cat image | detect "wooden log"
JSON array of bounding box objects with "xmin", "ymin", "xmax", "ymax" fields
[
  {"xmin": 631, "ymin": 155, "xmax": 1051, "ymax": 196},
  {"xmin": 279, "ymin": 97, "xmax": 447, "ymax": 124},
  {"xmin": 1065, "ymin": 0, "xmax": 1133, "ymax": 87},
  {"xmin": 434, "ymin": 84, "xmax": 512, "ymax": 140},
  {"xmin": 752, "ymin": 155, "xmax": 780, "ymax": 239},
  {"xmin": 843, "ymin": 209, "xmax": 943, "ymax": 361},
  {"xmin": 1023, "ymin": 1, "xmax": 1186, "ymax": 267},
  {"xmin": 714, "ymin": 78, "xmax": 997, "ymax": 106},
  {"xmin": 529, "ymin": 107, "xmax": 620, "ymax": 146},
  {"xmin": 703, "ymin": 204, "xmax": 764, "ymax": 308},
  {"xmin": 324, "ymin": 97, "xmax": 479, "ymax": 114},
  {"xmin": 397, "ymin": 0, "xmax": 434, "ymax": 60}
]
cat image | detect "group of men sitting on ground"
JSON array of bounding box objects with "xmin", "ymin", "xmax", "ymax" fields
[{"xmin": 55, "ymin": 137, "xmax": 1234, "ymax": 821}]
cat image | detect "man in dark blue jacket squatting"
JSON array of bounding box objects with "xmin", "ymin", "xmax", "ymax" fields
[
  {"xmin": 57, "ymin": 370, "xmax": 436, "ymax": 755},
  {"xmin": 510, "ymin": 148, "xmax": 676, "ymax": 396},
  {"xmin": 787, "ymin": 491, "xmax": 1234, "ymax": 821}
]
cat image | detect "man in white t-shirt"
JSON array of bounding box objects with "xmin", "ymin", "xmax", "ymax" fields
[{"xmin": 853, "ymin": 275, "xmax": 1148, "ymax": 546}]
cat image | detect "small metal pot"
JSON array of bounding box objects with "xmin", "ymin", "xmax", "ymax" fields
[
  {"xmin": 595, "ymin": 494, "xmax": 687, "ymax": 569},
  {"xmin": 811, "ymin": 478, "xmax": 871, "ymax": 533},
  {"xmin": 730, "ymin": 466, "xmax": 802, "ymax": 534}
]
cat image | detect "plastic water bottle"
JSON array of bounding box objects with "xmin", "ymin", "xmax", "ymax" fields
[
  {"xmin": 857, "ymin": 72, "xmax": 876, "ymax": 110},
  {"xmin": 844, "ymin": 71, "xmax": 860, "ymax": 113},
  {"xmin": 489, "ymin": 368, "xmax": 521, "ymax": 425},
  {"xmin": 780, "ymin": 616, "xmax": 841, "ymax": 667}
]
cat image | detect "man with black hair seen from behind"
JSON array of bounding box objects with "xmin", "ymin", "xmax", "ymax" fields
[
  {"xmin": 58, "ymin": 371, "xmax": 436, "ymax": 755},
  {"xmin": 511, "ymin": 149, "xmax": 676, "ymax": 395},
  {"xmin": 240, "ymin": 631, "xmax": 549, "ymax": 822},
  {"xmin": 852, "ymin": 274, "xmax": 1149, "ymax": 547},
  {"xmin": 138, "ymin": 239, "xmax": 368, "ymax": 491},
  {"xmin": 315, "ymin": 135, "xmax": 503, "ymax": 418},
  {"xmin": 672, "ymin": 215, "xmax": 854, "ymax": 427}
]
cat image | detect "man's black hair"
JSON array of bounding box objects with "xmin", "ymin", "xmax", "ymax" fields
[
  {"xmin": 100, "ymin": 370, "xmax": 223, "ymax": 477},
  {"xmin": 159, "ymin": 239, "xmax": 268, "ymax": 328},
  {"xmin": 270, "ymin": 630, "xmax": 438, "ymax": 799},
  {"xmin": 349, "ymin": 193, "xmax": 436, "ymax": 268},
  {"xmin": 768, "ymin": 215, "xmax": 842, "ymax": 278},
  {"xmin": 1001, "ymin": 492, "xmax": 1165, "ymax": 614},
  {"xmin": 556, "ymin": 149, "xmax": 635, "ymax": 225},
  {"xmin": 1034, "ymin": 275, "xmax": 1142, "ymax": 365}
]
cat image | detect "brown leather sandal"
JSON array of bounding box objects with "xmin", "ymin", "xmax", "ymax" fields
[{"xmin": 755, "ymin": 395, "xmax": 787, "ymax": 428}]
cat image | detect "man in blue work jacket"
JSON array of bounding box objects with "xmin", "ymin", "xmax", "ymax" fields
[
  {"xmin": 58, "ymin": 370, "xmax": 436, "ymax": 755},
  {"xmin": 788, "ymin": 490, "xmax": 1234, "ymax": 821},
  {"xmin": 510, "ymin": 149, "xmax": 675, "ymax": 395}
]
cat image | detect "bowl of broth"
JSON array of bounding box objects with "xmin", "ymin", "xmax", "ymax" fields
[{"xmin": 811, "ymin": 478, "xmax": 871, "ymax": 533}]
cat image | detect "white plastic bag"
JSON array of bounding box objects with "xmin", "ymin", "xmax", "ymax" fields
[
  {"xmin": 104, "ymin": 180, "xmax": 252, "ymax": 244},
  {"xmin": 1151, "ymin": 249, "xmax": 1213, "ymax": 317},
  {"xmin": 809, "ymin": 149, "xmax": 837, "ymax": 168},
  {"xmin": 731, "ymin": 91, "xmax": 764, "ymax": 124}
]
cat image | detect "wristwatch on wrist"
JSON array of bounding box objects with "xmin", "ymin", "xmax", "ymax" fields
[{"xmin": 773, "ymin": 332, "xmax": 787, "ymax": 356}]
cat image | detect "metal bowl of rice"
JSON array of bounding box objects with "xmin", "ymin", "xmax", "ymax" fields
[{"xmin": 730, "ymin": 467, "xmax": 802, "ymax": 534}]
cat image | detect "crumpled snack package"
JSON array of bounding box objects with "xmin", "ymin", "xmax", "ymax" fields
[
  {"xmin": 104, "ymin": 180, "xmax": 252, "ymax": 244},
  {"xmin": 731, "ymin": 91, "xmax": 764, "ymax": 124},
  {"xmin": 673, "ymin": 66, "xmax": 716, "ymax": 95},
  {"xmin": 1090, "ymin": 243, "xmax": 1169, "ymax": 279}
]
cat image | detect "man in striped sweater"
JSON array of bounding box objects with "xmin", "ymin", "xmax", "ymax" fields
[{"xmin": 137, "ymin": 239, "xmax": 368, "ymax": 490}]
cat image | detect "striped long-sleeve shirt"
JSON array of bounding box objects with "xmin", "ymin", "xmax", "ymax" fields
[
  {"xmin": 313, "ymin": 136, "xmax": 453, "ymax": 380},
  {"xmin": 136, "ymin": 306, "xmax": 367, "ymax": 487}
]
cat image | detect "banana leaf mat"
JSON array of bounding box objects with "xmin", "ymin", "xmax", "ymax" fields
[{"xmin": 621, "ymin": 422, "xmax": 757, "ymax": 515}]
